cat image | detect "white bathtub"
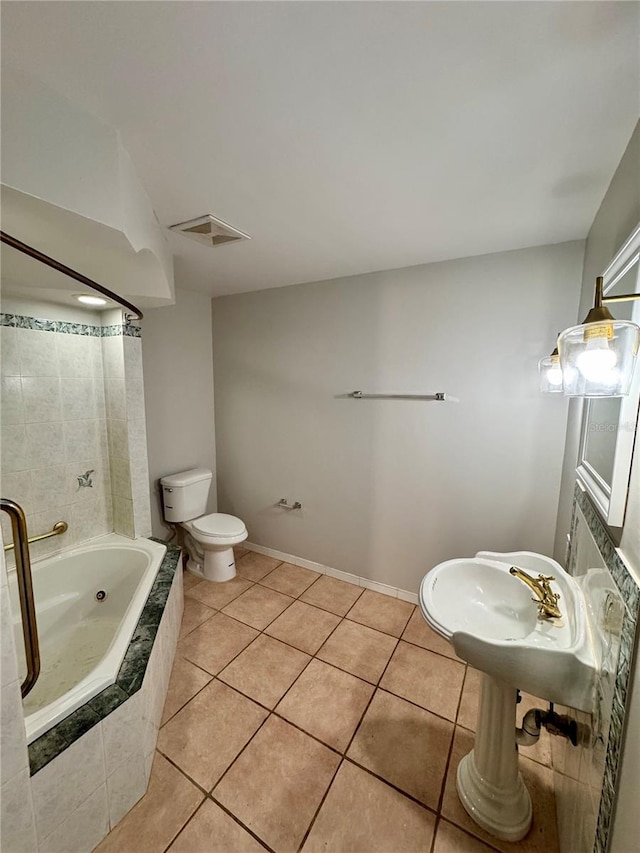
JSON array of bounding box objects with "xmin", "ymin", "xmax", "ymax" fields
[{"xmin": 8, "ymin": 533, "xmax": 167, "ymax": 743}]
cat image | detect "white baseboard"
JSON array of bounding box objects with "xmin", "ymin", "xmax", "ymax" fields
[{"xmin": 243, "ymin": 541, "xmax": 419, "ymax": 606}]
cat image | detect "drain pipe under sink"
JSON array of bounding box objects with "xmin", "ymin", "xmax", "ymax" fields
[{"xmin": 516, "ymin": 704, "xmax": 582, "ymax": 748}]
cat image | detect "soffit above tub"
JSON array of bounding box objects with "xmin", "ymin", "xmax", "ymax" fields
[{"xmin": 1, "ymin": 1, "xmax": 638, "ymax": 296}]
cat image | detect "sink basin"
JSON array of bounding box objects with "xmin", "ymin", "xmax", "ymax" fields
[{"xmin": 420, "ymin": 550, "xmax": 597, "ymax": 712}]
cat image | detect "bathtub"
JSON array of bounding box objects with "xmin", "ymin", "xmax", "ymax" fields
[{"xmin": 8, "ymin": 533, "xmax": 167, "ymax": 744}]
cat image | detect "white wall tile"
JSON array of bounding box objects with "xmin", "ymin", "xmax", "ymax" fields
[
  {"xmin": 105, "ymin": 378, "xmax": 127, "ymax": 420},
  {"xmin": 41, "ymin": 784, "xmax": 109, "ymax": 853},
  {"xmin": 61, "ymin": 377, "xmax": 96, "ymax": 421},
  {"xmin": 1, "ymin": 470, "xmax": 33, "ymax": 516},
  {"xmin": 113, "ymin": 497, "xmax": 135, "ymax": 538},
  {"xmin": 17, "ymin": 329, "xmax": 58, "ymax": 377},
  {"xmin": 30, "ymin": 465, "xmax": 72, "ymax": 513},
  {"xmin": 57, "ymin": 333, "xmax": 93, "ymax": 378},
  {"xmin": 0, "ymin": 768, "xmax": 37, "ymax": 853},
  {"xmin": 63, "ymin": 419, "xmax": 99, "ymax": 462},
  {"xmin": 0, "ymin": 678, "xmax": 29, "ymax": 785},
  {"xmin": 1, "ymin": 424, "xmax": 27, "ymax": 473},
  {"xmin": 106, "ymin": 752, "xmax": 146, "ymax": 827},
  {"xmin": 125, "ymin": 377, "xmax": 145, "ymax": 422},
  {"xmin": 31, "ymin": 723, "xmax": 105, "ymax": 842},
  {"xmin": 101, "ymin": 693, "xmax": 143, "ymax": 776},
  {"xmin": 101, "ymin": 336, "xmax": 124, "ymax": 379},
  {"xmin": 107, "ymin": 419, "xmax": 129, "ymax": 459},
  {"xmin": 110, "ymin": 456, "xmax": 132, "ymax": 499},
  {"xmin": 21, "ymin": 376, "xmax": 62, "ymax": 423},
  {"xmin": 1, "ymin": 376, "xmax": 24, "ymax": 424},
  {"xmin": 71, "ymin": 495, "xmax": 112, "ymax": 542},
  {"xmin": 1, "ymin": 327, "xmax": 20, "ymax": 376},
  {"xmin": 25, "ymin": 421, "xmax": 64, "ymax": 468},
  {"xmin": 0, "ymin": 585, "xmax": 19, "ymax": 688}
]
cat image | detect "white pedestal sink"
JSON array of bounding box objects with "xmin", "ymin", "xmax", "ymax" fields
[{"xmin": 420, "ymin": 550, "xmax": 598, "ymax": 842}]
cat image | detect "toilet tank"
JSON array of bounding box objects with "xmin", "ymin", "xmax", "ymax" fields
[{"xmin": 160, "ymin": 468, "xmax": 212, "ymax": 522}]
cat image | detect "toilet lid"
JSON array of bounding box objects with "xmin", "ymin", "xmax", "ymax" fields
[{"xmin": 192, "ymin": 513, "xmax": 246, "ymax": 538}]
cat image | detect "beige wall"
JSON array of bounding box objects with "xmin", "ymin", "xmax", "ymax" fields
[
  {"xmin": 213, "ymin": 241, "xmax": 583, "ymax": 594},
  {"xmin": 141, "ymin": 288, "xmax": 216, "ymax": 537}
]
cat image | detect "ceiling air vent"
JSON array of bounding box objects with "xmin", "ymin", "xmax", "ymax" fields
[{"xmin": 169, "ymin": 214, "xmax": 250, "ymax": 247}]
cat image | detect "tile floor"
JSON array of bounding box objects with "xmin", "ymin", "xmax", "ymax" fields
[{"xmin": 95, "ymin": 550, "xmax": 559, "ymax": 853}]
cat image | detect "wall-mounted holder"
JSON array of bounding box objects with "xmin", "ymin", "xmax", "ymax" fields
[{"xmin": 278, "ymin": 498, "xmax": 302, "ymax": 510}]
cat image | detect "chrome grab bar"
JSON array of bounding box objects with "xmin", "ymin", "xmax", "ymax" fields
[
  {"xmin": 349, "ymin": 391, "xmax": 459, "ymax": 402},
  {"xmin": 0, "ymin": 499, "xmax": 41, "ymax": 697},
  {"xmin": 3, "ymin": 520, "xmax": 68, "ymax": 552}
]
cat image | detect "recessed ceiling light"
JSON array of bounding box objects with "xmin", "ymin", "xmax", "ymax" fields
[{"xmin": 75, "ymin": 294, "xmax": 108, "ymax": 306}]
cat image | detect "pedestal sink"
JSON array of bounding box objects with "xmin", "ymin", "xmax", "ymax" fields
[{"xmin": 419, "ymin": 550, "xmax": 598, "ymax": 841}]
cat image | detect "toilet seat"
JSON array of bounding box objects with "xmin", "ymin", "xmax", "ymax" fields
[{"xmin": 192, "ymin": 512, "xmax": 246, "ymax": 538}]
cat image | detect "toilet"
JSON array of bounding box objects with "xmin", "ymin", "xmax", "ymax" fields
[{"xmin": 160, "ymin": 467, "xmax": 247, "ymax": 582}]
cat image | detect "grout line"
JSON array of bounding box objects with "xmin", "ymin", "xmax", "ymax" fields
[
  {"xmin": 207, "ymin": 793, "xmax": 275, "ymax": 853},
  {"xmin": 160, "ymin": 796, "xmax": 209, "ymax": 853},
  {"xmin": 343, "ymin": 754, "xmax": 440, "ymax": 816},
  {"xmin": 295, "ymin": 756, "xmax": 344, "ymax": 852}
]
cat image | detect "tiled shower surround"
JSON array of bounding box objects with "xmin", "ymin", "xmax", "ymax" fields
[{"xmin": 0, "ymin": 312, "xmax": 151, "ymax": 553}]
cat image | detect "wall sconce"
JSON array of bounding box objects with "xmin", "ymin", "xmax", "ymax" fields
[
  {"xmin": 541, "ymin": 277, "xmax": 640, "ymax": 397},
  {"xmin": 538, "ymin": 345, "xmax": 564, "ymax": 394}
]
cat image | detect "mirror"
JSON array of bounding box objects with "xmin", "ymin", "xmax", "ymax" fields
[{"xmin": 577, "ymin": 223, "xmax": 640, "ymax": 526}]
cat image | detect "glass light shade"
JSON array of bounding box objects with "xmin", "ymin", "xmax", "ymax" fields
[
  {"xmin": 538, "ymin": 354, "xmax": 564, "ymax": 393},
  {"xmin": 558, "ymin": 320, "xmax": 640, "ymax": 397}
]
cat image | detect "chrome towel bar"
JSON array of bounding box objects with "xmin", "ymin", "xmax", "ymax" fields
[{"xmin": 349, "ymin": 391, "xmax": 458, "ymax": 402}]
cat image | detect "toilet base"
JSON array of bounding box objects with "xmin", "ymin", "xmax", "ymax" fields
[{"xmin": 184, "ymin": 536, "xmax": 237, "ymax": 582}]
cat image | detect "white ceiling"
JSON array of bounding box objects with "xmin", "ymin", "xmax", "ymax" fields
[{"xmin": 2, "ymin": 1, "xmax": 639, "ymax": 297}]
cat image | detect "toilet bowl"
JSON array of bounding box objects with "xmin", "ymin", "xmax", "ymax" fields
[
  {"xmin": 182, "ymin": 513, "xmax": 247, "ymax": 582},
  {"xmin": 160, "ymin": 467, "xmax": 247, "ymax": 582}
]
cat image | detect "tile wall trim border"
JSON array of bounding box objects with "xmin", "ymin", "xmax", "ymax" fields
[
  {"xmin": 27, "ymin": 541, "xmax": 181, "ymax": 776},
  {"xmin": 568, "ymin": 483, "xmax": 639, "ymax": 853},
  {"xmin": 243, "ymin": 541, "xmax": 419, "ymax": 605},
  {"xmin": 0, "ymin": 313, "xmax": 141, "ymax": 338}
]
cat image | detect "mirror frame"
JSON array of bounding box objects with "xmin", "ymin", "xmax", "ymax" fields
[{"xmin": 576, "ymin": 222, "xmax": 640, "ymax": 527}]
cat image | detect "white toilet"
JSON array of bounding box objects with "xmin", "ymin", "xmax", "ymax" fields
[{"xmin": 160, "ymin": 467, "xmax": 247, "ymax": 582}]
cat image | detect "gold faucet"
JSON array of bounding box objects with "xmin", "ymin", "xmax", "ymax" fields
[{"xmin": 509, "ymin": 566, "xmax": 562, "ymax": 619}]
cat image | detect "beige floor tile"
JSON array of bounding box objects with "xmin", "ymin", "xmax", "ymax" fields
[
  {"xmin": 276, "ymin": 659, "xmax": 374, "ymax": 752},
  {"xmin": 178, "ymin": 612, "xmax": 259, "ymax": 675},
  {"xmin": 222, "ymin": 584, "xmax": 294, "ymax": 630},
  {"xmin": 402, "ymin": 608, "xmax": 463, "ymax": 661},
  {"xmin": 182, "ymin": 570, "xmax": 202, "ymax": 592},
  {"xmin": 346, "ymin": 589, "xmax": 414, "ymax": 637},
  {"xmin": 347, "ymin": 689, "xmax": 453, "ymax": 809},
  {"xmin": 219, "ymin": 634, "xmax": 311, "ymax": 708},
  {"xmin": 316, "ymin": 619, "xmax": 397, "ymax": 684},
  {"xmin": 179, "ymin": 596, "xmax": 216, "ymax": 639},
  {"xmin": 265, "ymin": 600, "xmax": 340, "ymax": 654},
  {"xmin": 161, "ymin": 657, "xmax": 213, "ymax": 725},
  {"xmin": 442, "ymin": 728, "xmax": 559, "ymax": 853},
  {"xmin": 167, "ymin": 799, "xmax": 264, "ymax": 853},
  {"xmin": 380, "ymin": 641, "xmax": 465, "ymax": 720},
  {"xmin": 234, "ymin": 546, "xmax": 249, "ymax": 560},
  {"xmin": 236, "ymin": 551, "xmax": 282, "ymax": 581},
  {"xmin": 158, "ymin": 680, "xmax": 268, "ymax": 791},
  {"xmin": 214, "ymin": 716, "xmax": 340, "ymax": 853},
  {"xmin": 302, "ymin": 760, "xmax": 435, "ymax": 853},
  {"xmin": 457, "ymin": 667, "xmax": 482, "ymax": 730},
  {"xmin": 300, "ymin": 575, "xmax": 363, "ymax": 616},
  {"xmin": 434, "ymin": 819, "xmax": 498, "ymax": 853},
  {"xmin": 186, "ymin": 576, "xmax": 254, "ymax": 610},
  {"xmin": 95, "ymin": 753, "xmax": 203, "ymax": 852},
  {"xmin": 260, "ymin": 561, "xmax": 320, "ymax": 597}
]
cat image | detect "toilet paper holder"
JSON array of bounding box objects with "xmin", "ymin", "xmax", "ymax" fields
[{"xmin": 278, "ymin": 498, "xmax": 302, "ymax": 510}]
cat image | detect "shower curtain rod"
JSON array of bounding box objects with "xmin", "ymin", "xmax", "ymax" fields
[{"xmin": 0, "ymin": 231, "xmax": 144, "ymax": 322}]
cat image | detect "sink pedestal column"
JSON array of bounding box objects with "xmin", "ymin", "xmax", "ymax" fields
[{"xmin": 456, "ymin": 673, "xmax": 532, "ymax": 841}]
